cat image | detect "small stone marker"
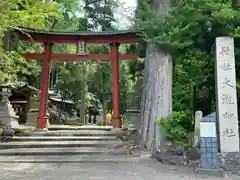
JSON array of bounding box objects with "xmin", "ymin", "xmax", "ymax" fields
[
  {"xmin": 196, "ymin": 113, "xmax": 223, "ymax": 177},
  {"xmin": 193, "ymin": 111, "xmax": 202, "ymax": 148},
  {"xmin": 199, "ymin": 113, "xmax": 219, "ymax": 169}
]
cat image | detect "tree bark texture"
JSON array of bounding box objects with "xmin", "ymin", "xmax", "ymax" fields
[
  {"xmin": 101, "ymin": 71, "xmax": 107, "ymax": 124},
  {"xmin": 79, "ymin": 78, "xmax": 87, "ymax": 124},
  {"xmin": 102, "ymin": 100, "xmax": 107, "ymax": 124},
  {"xmin": 138, "ymin": 0, "xmax": 173, "ymax": 151}
]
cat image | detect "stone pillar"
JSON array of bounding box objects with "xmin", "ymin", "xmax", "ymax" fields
[
  {"xmin": 193, "ymin": 111, "xmax": 202, "ymax": 148},
  {"xmin": 215, "ymin": 37, "xmax": 240, "ymax": 174},
  {"xmin": 215, "ymin": 37, "xmax": 239, "ymax": 153},
  {"xmin": 0, "ymin": 87, "xmax": 20, "ymax": 128}
]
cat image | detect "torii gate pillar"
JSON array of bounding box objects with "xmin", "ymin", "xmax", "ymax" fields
[
  {"xmin": 36, "ymin": 42, "xmax": 53, "ymax": 130},
  {"xmin": 110, "ymin": 42, "xmax": 121, "ymax": 128}
]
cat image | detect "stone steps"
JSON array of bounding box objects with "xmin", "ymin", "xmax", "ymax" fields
[
  {"xmin": 0, "ymin": 140, "xmax": 121, "ymax": 149},
  {"xmin": 15, "ymin": 130, "xmax": 116, "ymax": 137},
  {"xmin": 0, "ymin": 147, "xmax": 129, "ymax": 156},
  {"xmin": 0, "ymin": 154, "xmax": 142, "ymax": 163},
  {"xmin": 47, "ymin": 125, "xmax": 113, "ymax": 131},
  {"xmin": 10, "ymin": 136, "xmax": 117, "ymax": 142},
  {"xmin": 0, "ymin": 126, "xmax": 131, "ymax": 163}
]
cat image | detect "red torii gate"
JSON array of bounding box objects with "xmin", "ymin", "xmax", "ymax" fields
[{"xmin": 14, "ymin": 28, "xmax": 141, "ymax": 129}]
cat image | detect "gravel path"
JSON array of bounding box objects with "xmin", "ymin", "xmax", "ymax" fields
[{"xmin": 0, "ymin": 157, "xmax": 239, "ymax": 180}]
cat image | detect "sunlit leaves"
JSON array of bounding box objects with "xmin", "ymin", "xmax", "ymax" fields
[
  {"xmin": 0, "ymin": 0, "xmax": 63, "ymax": 85},
  {"xmin": 9, "ymin": 0, "xmax": 62, "ymax": 29}
]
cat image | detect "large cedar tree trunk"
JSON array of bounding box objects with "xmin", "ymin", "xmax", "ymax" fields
[{"xmin": 138, "ymin": 0, "xmax": 173, "ymax": 151}]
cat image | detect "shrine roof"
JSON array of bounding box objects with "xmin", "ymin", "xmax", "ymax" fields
[
  {"xmin": 15, "ymin": 27, "xmax": 140, "ymax": 36},
  {"xmin": 13, "ymin": 27, "xmax": 142, "ymax": 44},
  {"xmin": 17, "ymin": 84, "xmax": 39, "ymax": 94}
]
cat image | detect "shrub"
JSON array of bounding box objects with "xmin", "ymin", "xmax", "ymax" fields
[{"xmin": 156, "ymin": 111, "xmax": 192, "ymax": 146}]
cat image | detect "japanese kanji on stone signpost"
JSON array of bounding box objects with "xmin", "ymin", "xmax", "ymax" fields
[{"xmin": 215, "ymin": 37, "xmax": 240, "ymax": 153}]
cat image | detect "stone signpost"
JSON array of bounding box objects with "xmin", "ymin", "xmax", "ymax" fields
[
  {"xmin": 215, "ymin": 37, "xmax": 240, "ymax": 174},
  {"xmin": 215, "ymin": 37, "xmax": 239, "ymax": 153},
  {"xmin": 197, "ymin": 37, "xmax": 240, "ymax": 176}
]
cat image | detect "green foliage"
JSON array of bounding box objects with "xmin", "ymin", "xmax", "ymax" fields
[
  {"xmin": 85, "ymin": 0, "xmax": 118, "ymax": 31},
  {"xmin": 51, "ymin": 0, "xmax": 124, "ymax": 113},
  {"xmin": 135, "ymin": 0, "xmax": 240, "ymax": 143},
  {"xmin": 136, "ymin": 0, "xmax": 240, "ymax": 111},
  {"xmin": 0, "ymin": 0, "xmax": 62, "ymax": 86},
  {"xmin": 55, "ymin": 62, "xmax": 97, "ymax": 104},
  {"xmin": 119, "ymin": 61, "xmax": 142, "ymax": 110},
  {"xmin": 48, "ymin": 0, "xmax": 81, "ymax": 31},
  {"xmin": 173, "ymin": 49, "xmax": 213, "ymax": 112},
  {"xmin": 0, "ymin": 51, "xmax": 41, "ymax": 85},
  {"xmin": 12, "ymin": 0, "xmax": 61, "ymax": 28},
  {"xmin": 0, "ymin": 0, "xmax": 141, "ymax": 116},
  {"xmin": 137, "ymin": 0, "xmax": 240, "ymax": 52},
  {"xmin": 156, "ymin": 111, "xmax": 192, "ymax": 145}
]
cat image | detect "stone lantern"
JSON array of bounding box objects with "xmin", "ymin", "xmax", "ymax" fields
[
  {"xmin": 123, "ymin": 105, "xmax": 140, "ymax": 130},
  {"xmin": 0, "ymin": 86, "xmax": 20, "ymax": 128}
]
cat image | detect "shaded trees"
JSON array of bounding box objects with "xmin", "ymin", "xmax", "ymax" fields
[
  {"xmin": 135, "ymin": 0, "xmax": 240, "ymax": 149},
  {"xmin": 49, "ymin": 0, "xmax": 121, "ymax": 123},
  {"xmin": 0, "ymin": 0, "xmax": 61, "ymax": 85},
  {"xmin": 135, "ymin": 0, "xmax": 173, "ymax": 150}
]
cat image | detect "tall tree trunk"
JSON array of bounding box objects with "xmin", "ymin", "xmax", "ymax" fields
[
  {"xmin": 101, "ymin": 71, "xmax": 107, "ymax": 124},
  {"xmin": 3, "ymin": 31, "xmax": 10, "ymax": 51},
  {"xmin": 102, "ymin": 100, "xmax": 107, "ymax": 124},
  {"xmin": 78, "ymin": 0, "xmax": 89, "ymax": 124},
  {"xmin": 59, "ymin": 92, "xmax": 64, "ymax": 124},
  {"xmin": 79, "ymin": 77, "xmax": 87, "ymax": 123},
  {"xmin": 138, "ymin": 0, "xmax": 173, "ymax": 151}
]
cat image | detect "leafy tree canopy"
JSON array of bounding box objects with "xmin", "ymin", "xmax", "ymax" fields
[
  {"xmin": 0, "ymin": 0, "xmax": 63, "ymax": 86},
  {"xmin": 135, "ymin": 0, "xmax": 240, "ymax": 141},
  {"xmin": 136, "ymin": 0, "xmax": 240, "ymax": 112}
]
